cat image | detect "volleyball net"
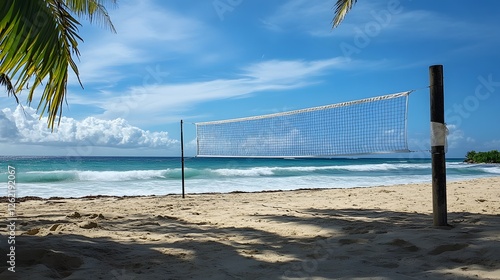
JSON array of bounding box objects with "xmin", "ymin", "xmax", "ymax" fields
[{"xmin": 195, "ymin": 91, "xmax": 412, "ymax": 157}]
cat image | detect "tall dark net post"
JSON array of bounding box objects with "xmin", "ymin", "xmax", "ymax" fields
[{"xmin": 429, "ymin": 65, "xmax": 447, "ymax": 226}]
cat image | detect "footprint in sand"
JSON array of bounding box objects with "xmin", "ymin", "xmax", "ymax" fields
[
  {"xmin": 66, "ymin": 212, "xmax": 81, "ymax": 218},
  {"xmin": 88, "ymin": 213, "xmax": 105, "ymax": 219},
  {"xmin": 25, "ymin": 228, "xmax": 41, "ymax": 235},
  {"xmin": 78, "ymin": 221, "xmax": 98, "ymax": 229},
  {"xmin": 49, "ymin": 224, "xmax": 62, "ymax": 231}
]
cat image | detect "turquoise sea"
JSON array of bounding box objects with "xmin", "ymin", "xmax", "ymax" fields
[{"xmin": 1, "ymin": 156, "xmax": 499, "ymax": 198}]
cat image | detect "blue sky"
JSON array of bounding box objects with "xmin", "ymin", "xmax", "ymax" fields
[{"xmin": 1, "ymin": 0, "xmax": 499, "ymax": 158}]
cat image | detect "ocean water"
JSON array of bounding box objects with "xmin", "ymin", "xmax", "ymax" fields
[{"xmin": 1, "ymin": 156, "xmax": 499, "ymax": 198}]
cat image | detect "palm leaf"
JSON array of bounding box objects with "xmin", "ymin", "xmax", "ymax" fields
[
  {"xmin": 64, "ymin": 0, "xmax": 117, "ymax": 32},
  {"xmin": 0, "ymin": 0, "xmax": 116, "ymax": 129},
  {"xmin": 332, "ymin": 0, "xmax": 357, "ymax": 29},
  {"xmin": 0, "ymin": 73, "xmax": 18, "ymax": 103}
]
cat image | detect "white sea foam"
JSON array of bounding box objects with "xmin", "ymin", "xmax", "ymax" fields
[
  {"xmin": 11, "ymin": 159, "xmax": 500, "ymax": 198},
  {"xmin": 77, "ymin": 169, "xmax": 169, "ymax": 181},
  {"xmin": 210, "ymin": 163, "xmax": 430, "ymax": 176},
  {"xmin": 211, "ymin": 167, "xmax": 275, "ymax": 177},
  {"xmin": 484, "ymin": 166, "xmax": 500, "ymax": 174}
]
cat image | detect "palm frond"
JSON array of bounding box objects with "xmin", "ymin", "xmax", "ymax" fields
[
  {"xmin": 0, "ymin": 73, "xmax": 18, "ymax": 103},
  {"xmin": 0, "ymin": 0, "xmax": 115, "ymax": 129},
  {"xmin": 63, "ymin": 0, "xmax": 117, "ymax": 32},
  {"xmin": 332, "ymin": 0, "xmax": 357, "ymax": 29}
]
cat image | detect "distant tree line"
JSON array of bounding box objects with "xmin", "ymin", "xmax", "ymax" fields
[{"xmin": 465, "ymin": 150, "xmax": 500, "ymax": 163}]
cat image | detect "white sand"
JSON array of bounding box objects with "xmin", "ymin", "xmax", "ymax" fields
[{"xmin": 1, "ymin": 177, "xmax": 499, "ymax": 279}]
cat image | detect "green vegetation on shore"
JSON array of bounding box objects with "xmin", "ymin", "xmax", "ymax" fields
[{"xmin": 465, "ymin": 150, "xmax": 500, "ymax": 163}]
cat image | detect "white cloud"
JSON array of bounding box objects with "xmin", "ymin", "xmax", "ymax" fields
[
  {"xmin": 70, "ymin": 57, "xmax": 355, "ymax": 124},
  {"xmin": 0, "ymin": 110, "xmax": 19, "ymax": 140},
  {"xmin": 446, "ymin": 124, "xmax": 464, "ymax": 149},
  {"xmin": 0, "ymin": 106, "xmax": 178, "ymax": 149},
  {"xmin": 241, "ymin": 58, "xmax": 349, "ymax": 82}
]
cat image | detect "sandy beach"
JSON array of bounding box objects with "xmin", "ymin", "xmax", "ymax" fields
[{"xmin": 1, "ymin": 177, "xmax": 499, "ymax": 279}]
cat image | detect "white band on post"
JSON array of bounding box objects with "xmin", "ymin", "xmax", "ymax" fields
[{"xmin": 431, "ymin": 122, "xmax": 448, "ymax": 147}]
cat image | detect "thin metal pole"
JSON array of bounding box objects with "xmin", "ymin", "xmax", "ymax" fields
[
  {"xmin": 180, "ymin": 120, "xmax": 185, "ymax": 198},
  {"xmin": 429, "ymin": 65, "xmax": 447, "ymax": 226}
]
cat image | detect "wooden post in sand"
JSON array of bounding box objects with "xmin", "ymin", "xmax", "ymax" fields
[
  {"xmin": 180, "ymin": 120, "xmax": 185, "ymax": 198},
  {"xmin": 429, "ymin": 65, "xmax": 447, "ymax": 226}
]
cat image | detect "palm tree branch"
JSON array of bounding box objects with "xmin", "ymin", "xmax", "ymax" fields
[
  {"xmin": 0, "ymin": 73, "xmax": 18, "ymax": 103},
  {"xmin": 63, "ymin": 0, "xmax": 117, "ymax": 33},
  {"xmin": 0, "ymin": 0, "xmax": 115, "ymax": 129},
  {"xmin": 332, "ymin": 0, "xmax": 357, "ymax": 29}
]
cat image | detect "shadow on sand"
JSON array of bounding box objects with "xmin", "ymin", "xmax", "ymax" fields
[{"xmin": 1, "ymin": 203, "xmax": 499, "ymax": 279}]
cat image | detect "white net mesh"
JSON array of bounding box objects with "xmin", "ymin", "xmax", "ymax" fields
[{"xmin": 196, "ymin": 91, "xmax": 411, "ymax": 157}]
